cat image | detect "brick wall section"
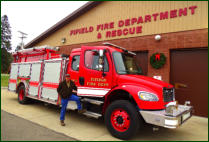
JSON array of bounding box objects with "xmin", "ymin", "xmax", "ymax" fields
[{"xmin": 57, "ymin": 29, "xmax": 208, "ymax": 83}]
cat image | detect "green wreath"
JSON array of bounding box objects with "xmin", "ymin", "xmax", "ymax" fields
[{"xmin": 150, "ymin": 53, "xmax": 166, "ymax": 69}]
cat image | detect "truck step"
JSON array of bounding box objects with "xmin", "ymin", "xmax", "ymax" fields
[
  {"xmin": 83, "ymin": 111, "xmax": 102, "ymax": 119},
  {"xmin": 81, "ymin": 98, "xmax": 104, "ymax": 105}
]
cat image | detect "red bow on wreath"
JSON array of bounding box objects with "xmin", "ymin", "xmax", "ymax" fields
[
  {"xmin": 150, "ymin": 53, "xmax": 166, "ymax": 69},
  {"xmin": 155, "ymin": 53, "xmax": 161, "ymax": 61}
]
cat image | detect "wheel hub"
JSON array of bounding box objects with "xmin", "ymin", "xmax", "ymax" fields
[
  {"xmin": 111, "ymin": 109, "xmax": 130, "ymax": 132},
  {"xmin": 116, "ymin": 116, "xmax": 123, "ymax": 124}
]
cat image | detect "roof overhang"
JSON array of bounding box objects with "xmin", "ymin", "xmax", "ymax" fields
[{"xmin": 24, "ymin": 1, "xmax": 103, "ymax": 49}]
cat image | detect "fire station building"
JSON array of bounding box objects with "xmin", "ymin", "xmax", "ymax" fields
[{"xmin": 24, "ymin": 1, "xmax": 208, "ymax": 117}]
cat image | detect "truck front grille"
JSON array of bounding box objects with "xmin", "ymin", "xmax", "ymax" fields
[{"xmin": 163, "ymin": 88, "xmax": 174, "ymax": 102}]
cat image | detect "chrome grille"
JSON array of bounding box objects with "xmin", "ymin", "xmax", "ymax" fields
[{"xmin": 163, "ymin": 88, "xmax": 174, "ymax": 102}]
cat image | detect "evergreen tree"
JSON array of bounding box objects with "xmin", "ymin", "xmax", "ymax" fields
[
  {"xmin": 1, "ymin": 48, "xmax": 13, "ymax": 73},
  {"xmin": 1, "ymin": 15, "xmax": 12, "ymax": 50},
  {"xmin": 1, "ymin": 15, "xmax": 13, "ymax": 73}
]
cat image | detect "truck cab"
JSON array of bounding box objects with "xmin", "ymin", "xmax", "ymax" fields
[{"xmin": 67, "ymin": 43, "xmax": 192, "ymax": 139}]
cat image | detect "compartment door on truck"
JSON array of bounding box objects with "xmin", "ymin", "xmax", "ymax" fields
[
  {"xmin": 8, "ymin": 63, "xmax": 19, "ymax": 91},
  {"xmin": 40, "ymin": 59, "xmax": 63, "ymax": 102},
  {"xmin": 27, "ymin": 61, "xmax": 43, "ymax": 98},
  {"xmin": 18, "ymin": 63, "xmax": 32, "ymax": 91},
  {"xmin": 78, "ymin": 46, "xmax": 113, "ymax": 97},
  {"xmin": 18, "ymin": 63, "xmax": 31, "ymax": 78}
]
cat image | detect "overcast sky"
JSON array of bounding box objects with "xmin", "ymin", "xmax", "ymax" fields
[{"xmin": 1, "ymin": 1, "xmax": 88, "ymax": 51}]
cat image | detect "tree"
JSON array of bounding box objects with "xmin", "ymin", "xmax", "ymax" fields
[
  {"xmin": 1, "ymin": 15, "xmax": 13, "ymax": 73},
  {"xmin": 1, "ymin": 15, "xmax": 12, "ymax": 50},
  {"xmin": 1, "ymin": 48, "xmax": 13, "ymax": 73}
]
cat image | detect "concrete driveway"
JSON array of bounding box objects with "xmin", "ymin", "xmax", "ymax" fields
[{"xmin": 1, "ymin": 89, "xmax": 208, "ymax": 141}]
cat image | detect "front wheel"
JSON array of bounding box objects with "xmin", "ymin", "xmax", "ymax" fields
[
  {"xmin": 105, "ymin": 100, "xmax": 143, "ymax": 140},
  {"xmin": 18, "ymin": 85, "xmax": 29, "ymax": 104}
]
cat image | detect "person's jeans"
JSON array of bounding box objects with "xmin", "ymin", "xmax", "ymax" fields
[{"xmin": 60, "ymin": 94, "xmax": 82, "ymax": 121}]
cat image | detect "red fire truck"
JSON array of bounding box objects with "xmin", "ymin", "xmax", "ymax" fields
[{"xmin": 8, "ymin": 43, "xmax": 192, "ymax": 139}]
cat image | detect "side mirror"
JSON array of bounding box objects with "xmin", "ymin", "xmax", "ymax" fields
[
  {"xmin": 61, "ymin": 54, "xmax": 69, "ymax": 58},
  {"xmin": 99, "ymin": 49, "xmax": 106, "ymax": 77},
  {"xmin": 76, "ymin": 65, "xmax": 79, "ymax": 71},
  {"xmin": 92, "ymin": 50, "xmax": 99, "ymax": 55},
  {"xmin": 99, "ymin": 50, "xmax": 104, "ymax": 57}
]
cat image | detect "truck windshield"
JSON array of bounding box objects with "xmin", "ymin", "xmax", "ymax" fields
[{"xmin": 113, "ymin": 52, "xmax": 143, "ymax": 75}]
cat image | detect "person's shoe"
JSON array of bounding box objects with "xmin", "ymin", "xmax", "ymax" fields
[
  {"xmin": 78, "ymin": 109, "xmax": 87, "ymax": 114},
  {"xmin": 60, "ymin": 120, "xmax": 65, "ymax": 126}
]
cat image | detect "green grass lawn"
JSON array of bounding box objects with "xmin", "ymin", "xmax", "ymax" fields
[{"xmin": 1, "ymin": 74, "xmax": 9, "ymax": 87}]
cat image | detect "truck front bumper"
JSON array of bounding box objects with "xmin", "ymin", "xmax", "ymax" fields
[{"xmin": 140, "ymin": 105, "xmax": 192, "ymax": 128}]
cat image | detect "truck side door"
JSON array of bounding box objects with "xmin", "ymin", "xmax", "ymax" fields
[{"xmin": 78, "ymin": 46, "xmax": 113, "ymax": 97}]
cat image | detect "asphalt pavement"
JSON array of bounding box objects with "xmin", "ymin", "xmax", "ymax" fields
[{"xmin": 1, "ymin": 110, "xmax": 77, "ymax": 141}]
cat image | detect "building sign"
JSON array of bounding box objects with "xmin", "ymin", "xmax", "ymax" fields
[{"xmin": 69, "ymin": 5, "xmax": 197, "ymax": 40}]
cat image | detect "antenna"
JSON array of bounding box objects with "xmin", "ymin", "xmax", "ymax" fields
[{"xmin": 18, "ymin": 31, "xmax": 28, "ymax": 49}]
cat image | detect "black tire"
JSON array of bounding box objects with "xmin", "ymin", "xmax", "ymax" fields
[
  {"xmin": 105, "ymin": 100, "xmax": 142, "ymax": 140},
  {"xmin": 18, "ymin": 85, "xmax": 29, "ymax": 104}
]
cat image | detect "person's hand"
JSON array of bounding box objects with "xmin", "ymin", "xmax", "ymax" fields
[
  {"xmin": 58, "ymin": 98, "xmax": 61, "ymax": 104},
  {"xmin": 58, "ymin": 95, "xmax": 61, "ymax": 104},
  {"xmin": 72, "ymin": 90, "xmax": 77, "ymax": 93}
]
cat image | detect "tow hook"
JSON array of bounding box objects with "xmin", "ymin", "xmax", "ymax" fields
[
  {"xmin": 184, "ymin": 101, "xmax": 194, "ymax": 113},
  {"xmin": 153, "ymin": 127, "xmax": 159, "ymax": 132},
  {"xmin": 184, "ymin": 101, "xmax": 190, "ymax": 106}
]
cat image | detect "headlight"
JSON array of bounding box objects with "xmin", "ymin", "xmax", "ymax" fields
[{"xmin": 138, "ymin": 91, "xmax": 159, "ymax": 101}]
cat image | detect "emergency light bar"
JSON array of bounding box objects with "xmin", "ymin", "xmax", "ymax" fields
[
  {"xmin": 12, "ymin": 45, "xmax": 60, "ymax": 54},
  {"xmin": 103, "ymin": 42, "xmax": 136, "ymax": 56}
]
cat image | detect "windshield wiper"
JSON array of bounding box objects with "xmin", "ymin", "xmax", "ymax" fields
[{"xmin": 118, "ymin": 70, "xmax": 141, "ymax": 75}]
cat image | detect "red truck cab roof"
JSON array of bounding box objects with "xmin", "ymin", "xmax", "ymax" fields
[{"xmin": 71, "ymin": 45, "xmax": 125, "ymax": 55}]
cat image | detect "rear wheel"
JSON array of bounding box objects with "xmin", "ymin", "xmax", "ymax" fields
[
  {"xmin": 18, "ymin": 86, "xmax": 29, "ymax": 104},
  {"xmin": 105, "ymin": 100, "xmax": 143, "ymax": 140}
]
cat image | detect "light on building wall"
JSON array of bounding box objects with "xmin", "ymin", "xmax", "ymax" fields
[
  {"xmin": 155, "ymin": 35, "xmax": 161, "ymax": 41},
  {"xmin": 61, "ymin": 38, "xmax": 66, "ymax": 44}
]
